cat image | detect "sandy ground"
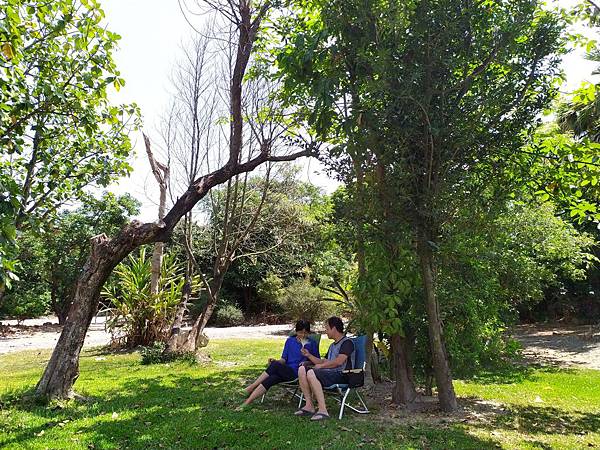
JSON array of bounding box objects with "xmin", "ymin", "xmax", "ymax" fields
[
  {"xmin": 2, "ymin": 317, "xmax": 600, "ymax": 370},
  {"xmin": 512, "ymin": 323, "xmax": 600, "ymax": 370},
  {"xmin": 0, "ymin": 316, "xmax": 290, "ymax": 355}
]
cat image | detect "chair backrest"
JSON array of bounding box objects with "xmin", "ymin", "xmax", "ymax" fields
[
  {"xmin": 309, "ymin": 332, "xmax": 322, "ymax": 347},
  {"xmin": 351, "ymin": 335, "xmax": 367, "ymax": 370},
  {"xmin": 289, "ymin": 331, "xmax": 322, "ymax": 347}
]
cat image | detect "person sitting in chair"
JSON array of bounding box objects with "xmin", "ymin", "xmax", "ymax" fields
[
  {"xmin": 237, "ymin": 320, "xmax": 320, "ymax": 410},
  {"xmin": 294, "ymin": 316, "xmax": 355, "ymax": 421}
]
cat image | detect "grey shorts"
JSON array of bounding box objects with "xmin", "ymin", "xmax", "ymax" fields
[{"xmin": 311, "ymin": 368, "xmax": 347, "ymax": 388}]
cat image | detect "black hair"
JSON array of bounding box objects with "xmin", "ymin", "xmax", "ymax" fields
[
  {"xmin": 295, "ymin": 320, "xmax": 311, "ymax": 332},
  {"xmin": 326, "ymin": 316, "xmax": 344, "ymax": 333}
]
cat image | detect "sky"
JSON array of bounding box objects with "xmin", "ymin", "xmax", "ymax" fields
[{"xmin": 99, "ymin": 0, "xmax": 598, "ymax": 222}]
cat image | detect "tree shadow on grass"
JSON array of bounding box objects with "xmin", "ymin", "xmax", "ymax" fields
[
  {"xmin": 2, "ymin": 366, "xmax": 502, "ymax": 450},
  {"xmin": 489, "ymin": 404, "xmax": 600, "ymax": 436},
  {"xmin": 459, "ymin": 360, "xmax": 576, "ymax": 385}
]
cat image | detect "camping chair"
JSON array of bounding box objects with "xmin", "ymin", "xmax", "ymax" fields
[
  {"xmin": 260, "ymin": 332, "xmax": 322, "ymax": 408},
  {"xmin": 323, "ymin": 334, "xmax": 370, "ymax": 419}
]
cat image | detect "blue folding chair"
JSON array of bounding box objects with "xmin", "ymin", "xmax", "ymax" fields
[{"xmin": 322, "ymin": 335, "xmax": 370, "ymax": 419}]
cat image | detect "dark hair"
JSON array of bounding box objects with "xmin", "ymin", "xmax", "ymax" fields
[
  {"xmin": 326, "ymin": 316, "xmax": 344, "ymax": 333},
  {"xmin": 295, "ymin": 320, "xmax": 311, "ymax": 332}
]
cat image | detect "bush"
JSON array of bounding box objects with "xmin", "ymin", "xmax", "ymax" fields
[
  {"xmin": 139, "ymin": 341, "xmax": 196, "ymax": 365},
  {"xmin": 257, "ymin": 273, "xmax": 284, "ymax": 309},
  {"xmin": 102, "ymin": 248, "xmax": 191, "ymax": 348},
  {"xmin": 213, "ymin": 303, "xmax": 244, "ymax": 326},
  {"xmin": 278, "ymin": 279, "xmax": 332, "ymax": 323},
  {"xmin": 0, "ymin": 285, "xmax": 50, "ymax": 322}
]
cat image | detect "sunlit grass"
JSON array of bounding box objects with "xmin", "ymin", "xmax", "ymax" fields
[{"xmin": 1, "ymin": 339, "xmax": 599, "ymax": 449}]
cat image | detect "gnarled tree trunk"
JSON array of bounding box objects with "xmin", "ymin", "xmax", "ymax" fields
[
  {"xmin": 390, "ymin": 333, "xmax": 417, "ymax": 405},
  {"xmin": 416, "ymin": 232, "xmax": 458, "ymax": 412}
]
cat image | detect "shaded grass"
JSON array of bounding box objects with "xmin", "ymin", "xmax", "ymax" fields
[{"xmin": 0, "ymin": 339, "xmax": 599, "ymax": 449}]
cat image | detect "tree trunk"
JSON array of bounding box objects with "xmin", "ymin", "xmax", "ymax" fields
[
  {"xmin": 35, "ymin": 234, "xmax": 118, "ymax": 399},
  {"xmin": 164, "ymin": 279, "xmax": 191, "ymax": 354},
  {"xmin": 181, "ymin": 275, "xmax": 224, "ymax": 351},
  {"xmin": 144, "ymin": 133, "xmax": 169, "ymax": 297},
  {"xmin": 242, "ymin": 285, "xmax": 251, "ymax": 312},
  {"xmin": 416, "ymin": 233, "xmax": 458, "ymax": 412},
  {"xmin": 390, "ymin": 333, "xmax": 417, "ymax": 405}
]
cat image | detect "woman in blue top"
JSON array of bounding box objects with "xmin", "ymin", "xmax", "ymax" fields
[{"xmin": 238, "ymin": 320, "xmax": 320, "ymax": 409}]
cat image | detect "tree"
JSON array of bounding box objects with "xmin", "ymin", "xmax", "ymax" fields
[
  {"xmin": 275, "ymin": 0, "xmax": 570, "ymax": 411},
  {"xmin": 0, "ymin": 193, "xmax": 140, "ymax": 324},
  {"xmin": 34, "ymin": 0, "xmax": 316, "ymax": 400},
  {"xmin": 0, "ymin": 0, "xmax": 139, "ymax": 296}
]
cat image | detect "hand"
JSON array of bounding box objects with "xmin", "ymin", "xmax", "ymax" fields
[{"xmin": 300, "ymin": 347, "xmax": 309, "ymax": 357}]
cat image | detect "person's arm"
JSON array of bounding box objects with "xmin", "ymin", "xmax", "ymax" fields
[
  {"xmin": 315, "ymin": 340, "xmax": 353, "ymax": 369},
  {"xmin": 301, "ymin": 347, "xmax": 325, "ymax": 364},
  {"xmin": 272, "ymin": 339, "xmax": 289, "ymax": 364},
  {"xmin": 315, "ymin": 354, "xmax": 346, "ymax": 369}
]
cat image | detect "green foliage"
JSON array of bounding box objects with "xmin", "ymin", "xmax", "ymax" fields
[
  {"xmin": 277, "ymin": 278, "xmax": 332, "ymax": 323},
  {"xmin": 0, "ymin": 0, "xmax": 140, "ymax": 283},
  {"xmin": 139, "ymin": 342, "xmax": 196, "ymax": 365},
  {"xmin": 438, "ymin": 201, "xmax": 596, "ymax": 374},
  {"xmin": 184, "ymin": 166, "xmax": 344, "ymax": 318},
  {"xmin": 0, "ymin": 284, "xmax": 49, "ymax": 323},
  {"xmin": 102, "ymin": 248, "xmax": 186, "ymax": 348},
  {"xmin": 0, "ymin": 193, "xmax": 139, "ymax": 321},
  {"xmin": 213, "ymin": 303, "xmax": 245, "ymax": 327},
  {"xmin": 256, "ymin": 273, "xmax": 284, "ymax": 308}
]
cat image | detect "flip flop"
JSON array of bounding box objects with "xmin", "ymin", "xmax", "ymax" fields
[
  {"xmin": 310, "ymin": 412, "xmax": 330, "ymax": 421},
  {"xmin": 294, "ymin": 408, "xmax": 315, "ymax": 417}
]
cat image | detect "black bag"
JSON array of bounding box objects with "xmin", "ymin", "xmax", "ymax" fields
[{"xmin": 342, "ymin": 369, "xmax": 364, "ymax": 388}]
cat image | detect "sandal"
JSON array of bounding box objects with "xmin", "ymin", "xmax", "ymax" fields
[
  {"xmin": 294, "ymin": 408, "xmax": 315, "ymax": 417},
  {"xmin": 310, "ymin": 412, "xmax": 330, "ymax": 421}
]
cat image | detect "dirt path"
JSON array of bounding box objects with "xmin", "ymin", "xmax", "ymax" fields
[
  {"xmin": 512, "ymin": 323, "xmax": 600, "ymax": 370},
  {"xmin": 0, "ymin": 316, "xmax": 289, "ymax": 355}
]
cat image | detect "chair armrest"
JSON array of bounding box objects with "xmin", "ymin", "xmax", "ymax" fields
[{"xmin": 342, "ymin": 368, "xmax": 364, "ymax": 374}]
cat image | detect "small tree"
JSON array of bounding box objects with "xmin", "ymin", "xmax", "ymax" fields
[{"xmin": 0, "ymin": 0, "xmax": 139, "ymax": 299}]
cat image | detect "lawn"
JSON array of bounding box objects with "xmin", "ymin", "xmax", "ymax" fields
[{"xmin": 1, "ymin": 339, "xmax": 599, "ymax": 449}]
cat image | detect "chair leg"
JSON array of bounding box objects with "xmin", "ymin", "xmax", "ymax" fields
[
  {"xmin": 260, "ymin": 392, "xmax": 266, "ymax": 404},
  {"xmin": 355, "ymin": 390, "xmax": 369, "ymax": 413},
  {"xmin": 339, "ymin": 388, "xmax": 351, "ymax": 419},
  {"xmin": 298, "ymin": 391, "xmax": 304, "ymax": 409},
  {"xmin": 290, "ymin": 386, "xmax": 298, "ymax": 403}
]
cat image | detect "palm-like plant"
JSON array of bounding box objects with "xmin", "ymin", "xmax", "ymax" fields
[{"xmin": 102, "ymin": 248, "xmax": 188, "ymax": 348}]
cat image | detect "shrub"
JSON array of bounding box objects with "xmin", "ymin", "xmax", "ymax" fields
[
  {"xmin": 213, "ymin": 303, "xmax": 244, "ymax": 326},
  {"xmin": 278, "ymin": 279, "xmax": 332, "ymax": 323},
  {"xmin": 102, "ymin": 248, "xmax": 191, "ymax": 348},
  {"xmin": 0, "ymin": 285, "xmax": 50, "ymax": 323},
  {"xmin": 257, "ymin": 273, "xmax": 284, "ymax": 308},
  {"xmin": 139, "ymin": 341, "xmax": 196, "ymax": 365}
]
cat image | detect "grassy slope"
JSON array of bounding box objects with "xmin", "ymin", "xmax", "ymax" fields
[{"xmin": 1, "ymin": 339, "xmax": 599, "ymax": 449}]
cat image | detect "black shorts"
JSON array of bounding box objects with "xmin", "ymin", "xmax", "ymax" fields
[
  {"xmin": 262, "ymin": 361, "xmax": 297, "ymax": 390},
  {"xmin": 311, "ymin": 368, "xmax": 348, "ymax": 388}
]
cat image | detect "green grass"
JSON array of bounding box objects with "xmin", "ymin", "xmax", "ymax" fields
[{"xmin": 1, "ymin": 340, "xmax": 599, "ymax": 449}]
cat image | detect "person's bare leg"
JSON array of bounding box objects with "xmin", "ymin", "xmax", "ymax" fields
[
  {"xmin": 307, "ymin": 370, "xmax": 328, "ymax": 416},
  {"xmin": 297, "ymin": 366, "xmax": 315, "ymax": 412},
  {"xmin": 243, "ymin": 384, "xmax": 267, "ymax": 405},
  {"xmin": 245, "ymin": 372, "xmax": 269, "ymax": 394}
]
